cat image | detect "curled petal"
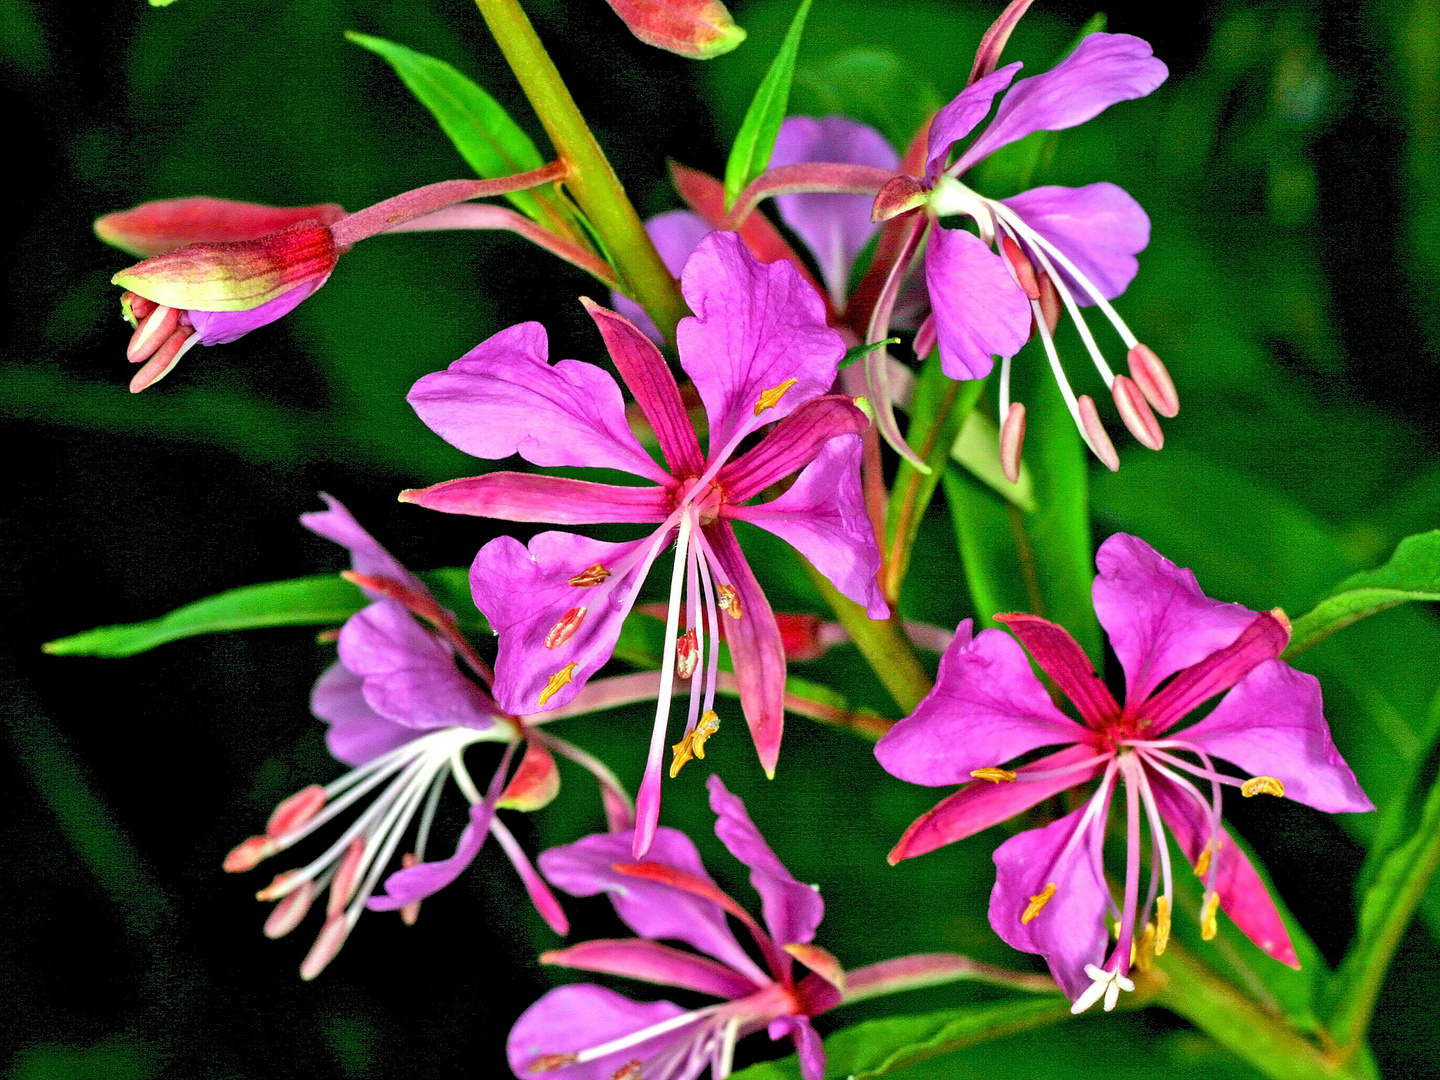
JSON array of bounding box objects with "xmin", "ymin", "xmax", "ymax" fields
[
  {"xmin": 924, "ymin": 225, "xmax": 1032, "ymax": 382},
  {"xmin": 368, "ymin": 802, "xmax": 495, "ymax": 910},
  {"xmin": 543, "ymin": 938, "xmax": 758, "ymax": 999},
  {"xmin": 926, "ymin": 62, "xmax": 1022, "ymax": 181},
  {"xmin": 301, "ymin": 492, "xmax": 430, "ymax": 601}
]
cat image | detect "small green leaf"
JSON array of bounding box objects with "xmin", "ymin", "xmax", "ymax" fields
[
  {"xmin": 839, "ymin": 337, "xmax": 898, "ymax": 370},
  {"xmin": 723, "ymin": 0, "xmax": 812, "ymax": 209},
  {"xmin": 1285, "ymin": 530, "xmax": 1440, "ymax": 658}
]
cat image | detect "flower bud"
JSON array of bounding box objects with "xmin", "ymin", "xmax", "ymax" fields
[
  {"xmin": 872, "ymin": 174, "xmax": 928, "ymax": 223},
  {"xmin": 95, "ymin": 197, "xmax": 346, "ymax": 258},
  {"xmin": 603, "ymin": 0, "xmax": 746, "ymax": 59}
]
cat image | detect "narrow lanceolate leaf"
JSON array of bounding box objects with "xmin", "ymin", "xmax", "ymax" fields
[
  {"xmin": 722, "ymin": 0, "xmax": 812, "ymax": 209},
  {"xmin": 345, "ymin": 33, "xmax": 559, "ymax": 226},
  {"xmin": 1285, "ymin": 530, "xmax": 1440, "ymax": 658}
]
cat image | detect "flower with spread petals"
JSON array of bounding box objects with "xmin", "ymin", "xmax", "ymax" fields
[
  {"xmin": 875, "ymin": 533, "xmax": 1373, "ymax": 1011},
  {"xmin": 403, "ymin": 231, "xmax": 888, "ymax": 857}
]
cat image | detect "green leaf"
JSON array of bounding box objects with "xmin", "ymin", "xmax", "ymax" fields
[
  {"xmin": 722, "ymin": 0, "xmax": 812, "ymax": 209},
  {"xmin": 793, "ymin": 47, "xmax": 940, "ymax": 152},
  {"xmin": 951, "ymin": 409, "xmax": 1037, "ymax": 512},
  {"xmin": 345, "ymin": 32, "xmax": 551, "ymax": 224},
  {"xmin": 1284, "ymin": 530, "xmax": 1440, "ymax": 658}
]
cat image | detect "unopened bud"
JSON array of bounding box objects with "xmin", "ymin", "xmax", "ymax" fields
[
  {"xmin": 602, "ymin": 0, "xmax": 745, "ymax": 60},
  {"xmin": 675, "ymin": 628, "xmax": 700, "ymax": 679},
  {"xmin": 300, "ymin": 912, "xmax": 351, "ymax": 981},
  {"xmin": 1000, "ymin": 236, "xmax": 1041, "ymax": 300},
  {"xmin": 1126, "ymin": 344, "xmax": 1178, "ymax": 418},
  {"xmin": 95, "ymin": 196, "xmax": 346, "ymax": 259},
  {"xmin": 1110, "ymin": 375, "xmax": 1164, "ymax": 451},
  {"xmin": 120, "ymin": 291, "xmax": 157, "ymax": 328},
  {"xmin": 224, "ymin": 834, "xmax": 276, "ymax": 873},
  {"xmin": 263, "ymin": 879, "xmax": 317, "ymax": 939},
  {"xmin": 999, "ymin": 401, "xmax": 1027, "ymax": 484},
  {"xmin": 267, "ymin": 783, "xmax": 327, "ymax": 838},
  {"xmin": 1076, "ymin": 395, "xmax": 1119, "ymax": 472},
  {"xmin": 872, "ymin": 174, "xmax": 928, "ymax": 223}
]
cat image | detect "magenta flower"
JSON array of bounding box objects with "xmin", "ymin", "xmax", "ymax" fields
[
  {"xmin": 875, "ymin": 533, "xmax": 1372, "ymax": 1011},
  {"xmin": 403, "ymin": 231, "xmax": 888, "ymax": 856}
]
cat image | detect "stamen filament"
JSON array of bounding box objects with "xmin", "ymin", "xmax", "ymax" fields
[{"xmin": 572, "ymin": 1005, "xmax": 716, "ymax": 1063}]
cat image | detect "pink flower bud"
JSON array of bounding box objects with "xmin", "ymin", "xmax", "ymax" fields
[
  {"xmin": 603, "ymin": 0, "xmax": 746, "ymax": 59},
  {"xmin": 95, "ymin": 197, "xmax": 346, "ymax": 259},
  {"xmin": 872, "ymin": 174, "xmax": 928, "ymax": 223}
]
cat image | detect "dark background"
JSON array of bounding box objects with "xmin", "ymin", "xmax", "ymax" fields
[{"xmin": 3, "ymin": 0, "xmax": 1438, "ymax": 1077}]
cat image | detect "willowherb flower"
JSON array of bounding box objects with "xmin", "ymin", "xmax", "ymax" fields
[
  {"xmin": 874, "ymin": 533, "xmax": 1372, "ymax": 1011},
  {"xmin": 402, "ymin": 231, "xmax": 888, "ymax": 857}
]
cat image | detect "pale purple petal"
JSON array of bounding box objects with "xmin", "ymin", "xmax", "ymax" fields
[
  {"xmin": 956, "ymin": 34, "xmax": 1168, "ymax": 173},
  {"xmin": 508, "ymin": 984, "xmax": 690, "ymax": 1080},
  {"xmin": 368, "ymin": 802, "xmax": 495, "ymax": 910},
  {"xmin": 717, "ymin": 396, "xmax": 871, "ymax": 503},
  {"xmin": 403, "ymin": 473, "xmax": 672, "ymax": 525},
  {"xmin": 1179, "ymin": 660, "xmax": 1373, "ymax": 814},
  {"xmin": 1003, "ymin": 183, "xmax": 1149, "ymax": 302},
  {"xmin": 770, "ymin": 116, "xmax": 899, "ymax": 305},
  {"xmin": 923, "ymin": 224, "xmax": 1032, "ymax": 381},
  {"xmin": 728, "ymin": 435, "xmax": 888, "ymax": 619},
  {"xmin": 471, "ymin": 530, "xmax": 669, "ymax": 715},
  {"xmin": 190, "ymin": 274, "xmax": 327, "ymax": 345},
  {"xmin": 926, "ymin": 62, "xmax": 1022, "ymax": 181},
  {"xmin": 543, "ymin": 938, "xmax": 759, "ymax": 999},
  {"xmin": 707, "ymin": 774, "xmax": 824, "ymax": 949},
  {"xmin": 612, "ymin": 210, "xmax": 716, "ymax": 344},
  {"xmin": 310, "ymin": 661, "xmax": 417, "ymax": 767},
  {"xmin": 1092, "ymin": 533, "xmax": 1260, "ymax": 704},
  {"xmin": 676, "ymin": 232, "xmax": 845, "ymax": 457},
  {"xmin": 407, "ymin": 321, "xmax": 670, "ymax": 483},
  {"xmin": 300, "ymin": 492, "xmax": 430, "ymax": 601},
  {"xmin": 989, "ymin": 803, "xmax": 1110, "ymax": 1001},
  {"xmin": 875, "ymin": 623, "xmax": 1094, "ymax": 786},
  {"xmin": 336, "ymin": 600, "xmax": 495, "ymax": 730}
]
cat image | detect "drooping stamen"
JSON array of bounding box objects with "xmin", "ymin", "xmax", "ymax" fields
[
  {"xmin": 1241, "ymin": 776, "xmax": 1285, "ymax": 798},
  {"xmin": 1077, "ymin": 395, "xmax": 1120, "ymax": 472},
  {"xmin": 717, "ymin": 584, "xmax": 742, "ymax": 618},
  {"xmin": 566, "ymin": 1004, "xmax": 717, "ymax": 1065},
  {"xmin": 753, "ymin": 378, "xmax": 799, "ymax": 416},
  {"xmin": 224, "ymin": 834, "xmax": 276, "ymax": 873},
  {"xmin": 611, "ymin": 1061, "xmax": 644, "ymax": 1080},
  {"xmin": 539, "ymin": 663, "xmax": 579, "ymax": 707},
  {"xmin": 1111, "ymin": 375, "xmax": 1163, "ymax": 451},
  {"xmin": 1109, "ymin": 755, "xmax": 1146, "ymax": 980},
  {"xmin": 1021, "ymin": 882, "xmax": 1056, "ymax": 923},
  {"xmin": 545, "ymin": 607, "xmax": 587, "ymax": 649},
  {"xmin": 131, "ymin": 329, "xmax": 200, "ymax": 393},
  {"xmin": 1071, "ymin": 963, "xmax": 1134, "ymax": 1015},
  {"xmin": 999, "ymin": 402, "xmax": 1026, "ymax": 484},
  {"xmin": 692, "ymin": 530, "xmax": 724, "ymax": 720},
  {"xmin": 128, "ymin": 303, "xmax": 180, "ymax": 361},
  {"xmin": 327, "ymin": 836, "xmax": 368, "ymax": 916},
  {"xmin": 1127, "ymin": 344, "xmax": 1179, "ymax": 418},
  {"xmin": 1132, "ymin": 758, "xmax": 1174, "ymax": 957},
  {"xmin": 263, "ymin": 879, "xmax": 316, "ymax": 939},
  {"xmin": 1000, "ymin": 236, "xmax": 1041, "ymax": 300},
  {"xmin": 300, "ymin": 912, "xmax": 351, "ymax": 981},
  {"xmin": 569, "ymin": 563, "xmax": 612, "ymax": 587},
  {"xmin": 970, "ymin": 767, "xmax": 1018, "ymax": 783},
  {"xmin": 1200, "ymin": 891, "xmax": 1221, "ymax": 941},
  {"xmin": 670, "ymin": 710, "xmax": 721, "ymax": 778},
  {"xmin": 267, "ymin": 784, "xmax": 328, "ymax": 838},
  {"xmin": 398, "ymin": 852, "xmax": 422, "ymax": 925},
  {"xmin": 1155, "ymin": 896, "xmax": 1172, "ymax": 955}
]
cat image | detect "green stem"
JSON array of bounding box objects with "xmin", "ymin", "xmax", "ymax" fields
[{"xmin": 472, "ymin": 0, "xmax": 689, "ymax": 340}]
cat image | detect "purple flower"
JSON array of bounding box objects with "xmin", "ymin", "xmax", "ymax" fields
[
  {"xmin": 403, "ymin": 231, "xmax": 888, "ymax": 857},
  {"xmin": 874, "ymin": 533, "xmax": 1373, "ymax": 1011}
]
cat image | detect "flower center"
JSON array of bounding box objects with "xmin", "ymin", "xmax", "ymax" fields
[{"xmin": 674, "ymin": 475, "xmax": 724, "ymax": 525}]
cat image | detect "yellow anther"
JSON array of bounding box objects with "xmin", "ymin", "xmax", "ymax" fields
[
  {"xmin": 1193, "ymin": 837, "xmax": 1223, "ymax": 877},
  {"xmin": 544, "ymin": 607, "xmax": 587, "ymax": 649},
  {"xmin": 1241, "ymin": 776, "xmax": 1285, "ymax": 798},
  {"xmin": 568, "ymin": 563, "xmax": 612, "ymax": 588},
  {"xmin": 1133, "ymin": 923, "xmax": 1155, "ymax": 973},
  {"xmin": 970, "ymin": 767, "xmax": 1018, "ymax": 784},
  {"xmin": 1021, "ymin": 882, "xmax": 1057, "ymax": 924},
  {"xmin": 717, "ymin": 583, "xmax": 742, "ymax": 618},
  {"xmin": 670, "ymin": 711, "xmax": 721, "ymax": 778},
  {"xmin": 538, "ymin": 663, "xmax": 578, "ymax": 707},
  {"xmin": 753, "ymin": 377, "xmax": 799, "ymax": 415},
  {"xmin": 1155, "ymin": 895, "xmax": 1171, "ymax": 956},
  {"xmin": 1200, "ymin": 891, "xmax": 1221, "ymax": 941}
]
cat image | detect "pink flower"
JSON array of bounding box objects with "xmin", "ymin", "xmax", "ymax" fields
[{"xmin": 875, "ymin": 534, "xmax": 1372, "ymax": 1010}]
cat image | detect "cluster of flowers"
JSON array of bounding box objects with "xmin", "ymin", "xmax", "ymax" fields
[{"xmin": 97, "ymin": 7, "xmax": 1373, "ymax": 1078}]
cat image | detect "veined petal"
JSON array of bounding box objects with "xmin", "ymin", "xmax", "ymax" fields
[
  {"xmin": 310, "ymin": 661, "xmax": 417, "ymax": 767},
  {"xmin": 924, "ymin": 225, "xmax": 1032, "ymax": 382},
  {"xmin": 96, "ymin": 196, "xmax": 346, "ymax": 258},
  {"xmin": 301, "ymin": 492, "xmax": 431, "ymax": 601},
  {"xmin": 707, "ymin": 775, "xmax": 824, "ymax": 950},
  {"xmin": 702, "ymin": 522, "xmax": 787, "ymax": 778},
  {"xmin": 989, "ymin": 804, "xmax": 1110, "ymax": 1001},
  {"xmin": 507, "ymin": 985, "xmax": 691, "ymax": 1080},
  {"xmin": 543, "ymin": 938, "xmax": 759, "ymax": 999},
  {"xmin": 407, "ymin": 322, "xmax": 670, "ymax": 484},
  {"xmin": 1179, "ymin": 660, "xmax": 1373, "ymax": 813},
  {"xmin": 729, "ymin": 435, "xmax": 888, "ymax": 619},
  {"xmin": 470, "ymin": 531, "xmax": 667, "ymax": 716},
  {"xmin": 926, "ymin": 62, "xmax": 1022, "ymax": 181},
  {"xmin": 676, "ymin": 232, "xmax": 845, "ymax": 457},
  {"xmin": 769, "ymin": 116, "xmax": 899, "ymax": 305},
  {"xmin": 368, "ymin": 802, "xmax": 495, "ymax": 910},
  {"xmin": 1003, "ymin": 183, "xmax": 1149, "ymax": 302},
  {"xmin": 890, "ymin": 743, "xmax": 1108, "ymax": 861},
  {"xmin": 956, "ymin": 33, "xmax": 1168, "ymax": 173},
  {"xmin": 1093, "ymin": 533, "xmax": 1261, "ymax": 704},
  {"xmin": 401, "ymin": 473, "xmax": 672, "ymax": 525},
  {"xmin": 337, "ymin": 600, "xmax": 497, "ymax": 731},
  {"xmin": 875, "ymin": 622, "xmax": 1091, "ymax": 787},
  {"xmin": 1143, "ymin": 612, "xmax": 1290, "ymax": 734},
  {"xmin": 718, "ymin": 396, "xmax": 871, "ymax": 502},
  {"xmin": 611, "ymin": 210, "xmax": 715, "ymax": 343},
  {"xmin": 189, "ymin": 274, "xmax": 328, "ymax": 344},
  {"xmin": 993, "ymin": 613, "xmax": 1120, "ymax": 727}
]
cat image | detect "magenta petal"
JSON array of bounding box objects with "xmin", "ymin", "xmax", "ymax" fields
[
  {"xmin": 729, "ymin": 435, "xmax": 888, "ymax": 619},
  {"xmin": 190, "ymin": 274, "xmax": 327, "ymax": 345},
  {"xmin": 784, "ymin": 1015, "xmax": 826, "ymax": 1080},
  {"xmin": 718, "ymin": 395, "xmax": 871, "ymax": 503},
  {"xmin": 407, "ymin": 321, "xmax": 669, "ymax": 484},
  {"xmin": 310, "ymin": 661, "xmax": 417, "ymax": 767},
  {"xmin": 544, "ymin": 938, "xmax": 759, "ymax": 999},
  {"xmin": 676, "ymin": 232, "xmax": 846, "ymax": 456},
  {"xmin": 926, "ymin": 62, "xmax": 1022, "ymax": 181},
  {"xmin": 1003, "ymin": 183, "xmax": 1149, "ymax": 302},
  {"xmin": 924, "ymin": 225, "xmax": 1032, "ymax": 382},
  {"xmin": 703, "ymin": 522, "xmax": 787, "ymax": 777},
  {"xmin": 769, "ymin": 115, "xmax": 899, "ymax": 305},
  {"xmin": 994, "ymin": 613, "xmax": 1120, "ymax": 727},
  {"xmin": 337, "ymin": 601, "xmax": 496, "ymax": 730},
  {"xmin": 612, "ymin": 209, "xmax": 716, "ymax": 343},
  {"xmin": 874, "ymin": 624, "xmax": 1091, "ymax": 787},
  {"xmin": 956, "ymin": 33, "xmax": 1168, "ymax": 172},
  {"xmin": 1149, "ymin": 773, "xmax": 1298, "ymax": 968},
  {"xmin": 301, "ymin": 493, "xmax": 430, "ymax": 601},
  {"xmin": 1180, "ymin": 660, "xmax": 1373, "ymax": 813},
  {"xmin": 1143, "ymin": 612, "xmax": 1290, "ymax": 734},
  {"xmin": 403, "ymin": 473, "xmax": 672, "ymax": 525},
  {"xmin": 538, "ymin": 827, "xmax": 765, "ymax": 980},
  {"xmin": 890, "ymin": 743, "xmax": 1107, "ymax": 861},
  {"xmin": 368, "ymin": 802, "xmax": 495, "ymax": 910},
  {"xmin": 471, "ymin": 530, "xmax": 667, "ymax": 716},
  {"xmin": 707, "ymin": 774, "xmax": 824, "ymax": 949},
  {"xmin": 1093, "ymin": 533, "xmax": 1261, "ymax": 704},
  {"xmin": 989, "ymin": 804, "xmax": 1111, "ymax": 1000},
  {"xmin": 507, "ymin": 984, "xmax": 690, "ymax": 1080}
]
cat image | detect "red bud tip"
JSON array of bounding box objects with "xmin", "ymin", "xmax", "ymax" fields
[
  {"xmin": 603, "ymin": 0, "xmax": 746, "ymax": 60},
  {"xmin": 1110, "ymin": 376, "xmax": 1164, "ymax": 451},
  {"xmin": 299, "ymin": 913, "xmax": 351, "ymax": 981},
  {"xmin": 1000, "ymin": 237, "xmax": 1041, "ymax": 300},
  {"xmin": 1000, "ymin": 402, "xmax": 1027, "ymax": 484},
  {"xmin": 400, "ymin": 853, "xmax": 421, "ymax": 926},
  {"xmin": 327, "ymin": 837, "xmax": 367, "ymax": 917},
  {"xmin": 263, "ymin": 879, "xmax": 316, "ymax": 939},
  {"xmin": 130, "ymin": 330, "xmax": 199, "ymax": 393},
  {"xmin": 1037, "ymin": 273, "xmax": 1062, "ymax": 337},
  {"xmin": 913, "ymin": 313, "xmax": 937, "ymax": 360},
  {"xmin": 96, "ymin": 196, "xmax": 346, "ymax": 259},
  {"xmin": 1127, "ymin": 344, "xmax": 1178, "ymax": 418},
  {"xmin": 872, "ymin": 174, "xmax": 928, "ymax": 223},
  {"xmin": 266, "ymin": 784, "xmax": 328, "ymax": 838},
  {"xmin": 224, "ymin": 834, "xmax": 276, "ymax": 873},
  {"xmin": 675, "ymin": 629, "xmax": 700, "ymax": 680},
  {"xmin": 1077, "ymin": 395, "xmax": 1120, "ymax": 472}
]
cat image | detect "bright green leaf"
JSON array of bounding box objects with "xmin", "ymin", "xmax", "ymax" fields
[{"xmin": 723, "ymin": 0, "xmax": 812, "ymax": 208}]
